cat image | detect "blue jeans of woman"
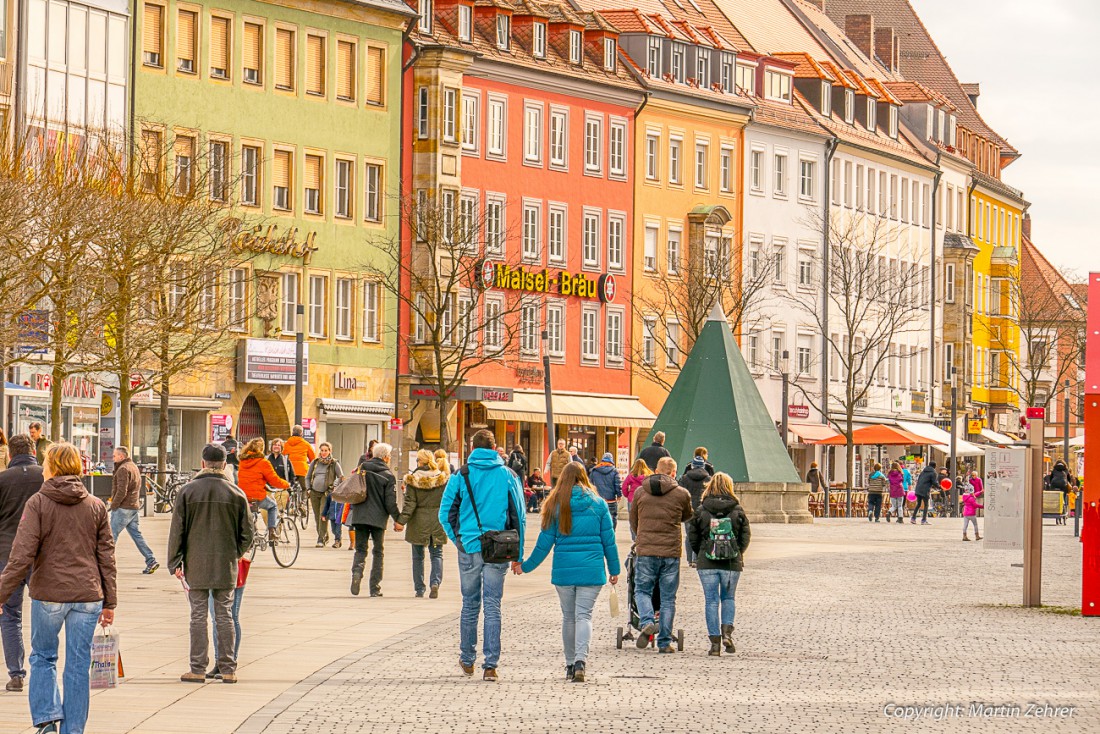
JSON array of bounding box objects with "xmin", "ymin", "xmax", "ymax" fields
[
  {"xmin": 29, "ymin": 599, "xmax": 102, "ymax": 734},
  {"xmin": 412, "ymin": 544, "xmax": 443, "ymax": 595},
  {"xmin": 256, "ymin": 496, "xmax": 278, "ymax": 529},
  {"xmin": 696, "ymin": 569, "xmax": 741, "ymax": 637},
  {"xmin": 210, "ymin": 586, "xmax": 245, "ymax": 667},
  {"xmin": 555, "ymin": 585, "xmax": 602, "ymax": 665}
]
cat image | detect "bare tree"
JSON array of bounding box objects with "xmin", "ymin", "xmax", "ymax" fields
[
  {"xmin": 785, "ymin": 211, "xmax": 929, "ymax": 497},
  {"xmin": 363, "ymin": 192, "xmax": 525, "ymax": 452}
]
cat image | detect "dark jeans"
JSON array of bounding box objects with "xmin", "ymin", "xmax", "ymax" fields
[
  {"xmin": 867, "ymin": 492, "xmax": 883, "ymax": 521},
  {"xmin": 0, "ymin": 558, "xmax": 29, "ymax": 678},
  {"xmin": 412, "ymin": 544, "xmax": 444, "ymax": 595},
  {"xmin": 683, "ymin": 522, "xmax": 696, "ymax": 564},
  {"xmin": 352, "ymin": 524, "xmax": 386, "ymax": 595},
  {"xmin": 912, "ymin": 496, "xmax": 929, "ymax": 522}
]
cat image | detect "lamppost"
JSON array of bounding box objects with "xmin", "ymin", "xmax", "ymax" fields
[
  {"xmin": 294, "ymin": 304, "xmax": 305, "ymax": 427},
  {"xmin": 948, "ymin": 366, "xmax": 958, "ymax": 517},
  {"xmin": 541, "ymin": 330, "xmax": 555, "ymax": 451},
  {"xmin": 780, "ymin": 349, "xmax": 790, "ymax": 452}
]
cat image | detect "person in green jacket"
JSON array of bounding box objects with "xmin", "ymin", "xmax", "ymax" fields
[{"xmin": 397, "ymin": 450, "xmax": 449, "ymax": 598}]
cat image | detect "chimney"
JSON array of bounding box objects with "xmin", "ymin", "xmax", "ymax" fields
[
  {"xmin": 893, "ymin": 36, "xmax": 900, "ymax": 72},
  {"xmin": 845, "ymin": 14, "xmax": 874, "ymax": 62},
  {"xmin": 874, "ymin": 26, "xmax": 895, "ymax": 72},
  {"xmin": 1022, "ymin": 213, "xmax": 1032, "ymax": 240}
]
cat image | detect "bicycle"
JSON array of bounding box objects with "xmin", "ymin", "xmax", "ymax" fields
[
  {"xmin": 249, "ymin": 489, "xmax": 300, "ymax": 568},
  {"xmin": 285, "ymin": 480, "xmax": 310, "ymax": 531},
  {"xmin": 139, "ymin": 465, "xmax": 192, "ymax": 513}
]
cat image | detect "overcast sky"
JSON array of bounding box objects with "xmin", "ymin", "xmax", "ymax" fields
[{"xmin": 914, "ymin": 0, "xmax": 1100, "ymax": 278}]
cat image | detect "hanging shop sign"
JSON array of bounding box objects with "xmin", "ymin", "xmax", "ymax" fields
[
  {"xmin": 16, "ymin": 310, "xmax": 50, "ymax": 353},
  {"xmin": 302, "ymin": 418, "xmax": 317, "ymax": 444},
  {"xmin": 967, "ymin": 419, "xmax": 984, "ymax": 434},
  {"xmin": 787, "ymin": 405, "xmax": 810, "ymax": 420},
  {"xmin": 910, "ymin": 391, "xmax": 927, "ymax": 414},
  {"xmin": 234, "ymin": 224, "xmax": 318, "ymax": 259},
  {"xmin": 477, "ymin": 262, "xmax": 616, "ymax": 303},
  {"xmin": 236, "ymin": 339, "xmax": 309, "ymax": 385},
  {"xmin": 410, "ymin": 385, "xmax": 513, "ymax": 403}
]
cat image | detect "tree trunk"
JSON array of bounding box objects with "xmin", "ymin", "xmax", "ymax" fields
[
  {"xmin": 156, "ymin": 345, "xmax": 171, "ymax": 485},
  {"xmin": 50, "ymin": 362, "xmax": 64, "ymax": 442},
  {"xmin": 845, "ymin": 409, "xmax": 855, "ymax": 518},
  {"xmin": 438, "ymin": 392, "xmax": 452, "ymax": 458},
  {"xmin": 117, "ymin": 382, "xmax": 133, "ymax": 449}
]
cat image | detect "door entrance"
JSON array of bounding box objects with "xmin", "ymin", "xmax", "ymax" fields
[{"xmin": 238, "ymin": 394, "xmax": 267, "ymax": 442}]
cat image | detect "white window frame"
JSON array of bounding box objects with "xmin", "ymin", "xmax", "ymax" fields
[
  {"xmin": 495, "ymin": 13, "xmax": 510, "ymax": 51},
  {"xmin": 241, "ymin": 144, "xmax": 259, "ymax": 206},
  {"xmin": 667, "ymin": 227, "xmax": 682, "ymax": 275},
  {"xmin": 671, "ymin": 43, "xmax": 685, "ymax": 83},
  {"xmin": 695, "ymin": 48, "xmax": 710, "ymax": 88},
  {"xmin": 603, "ymin": 37, "xmax": 616, "ymax": 71},
  {"xmin": 487, "ymin": 96, "xmax": 506, "ymax": 160},
  {"xmin": 569, "ymin": 30, "xmax": 582, "ymax": 64},
  {"xmin": 645, "ymin": 132, "xmax": 660, "ymax": 181},
  {"xmin": 484, "ymin": 194, "xmax": 506, "ymax": 257},
  {"xmin": 647, "ymin": 38, "xmax": 661, "ymax": 77},
  {"xmin": 364, "ymin": 162, "xmax": 382, "ymax": 223},
  {"xmin": 694, "ymin": 140, "xmax": 709, "ymax": 190},
  {"xmin": 308, "ymin": 274, "xmax": 327, "ymax": 338},
  {"xmin": 484, "ymin": 296, "xmax": 503, "ymax": 353},
  {"xmin": 799, "ymin": 158, "xmax": 815, "ymax": 201},
  {"xmin": 461, "ymin": 92, "xmax": 480, "ymax": 153},
  {"xmin": 417, "ymin": 0, "xmax": 431, "ymax": 33},
  {"xmin": 750, "ymin": 148, "xmax": 764, "ymax": 192},
  {"xmin": 523, "ymin": 102, "xmax": 543, "ymax": 165},
  {"xmin": 228, "ymin": 268, "xmax": 248, "ymax": 331},
  {"xmin": 549, "ymin": 107, "xmax": 567, "ymax": 169},
  {"xmin": 334, "ymin": 277, "xmax": 353, "ymax": 340},
  {"xmin": 605, "ymin": 307, "xmax": 624, "ymax": 364},
  {"xmin": 581, "ymin": 305, "xmax": 600, "ymax": 363},
  {"xmin": 281, "ymin": 273, "xmax": 300, "ymax": 335},
  {"xmin": 720, "ymin": 145, "xmax": 734, "ymax": 193},
  {"xmin": 361, "ymin": 280, "xmax": 380, "ymax": 342},
  {"xmin": 458, "ymin": 5, "xmax": 472, "ymax": 42},
  {"xmin": 520, "ymin": 298, "xmax": 540, "ymax": 357},
  {"xmin": 548, "ymin": 203, "xmax": 567, "ymax": 265},
  {"xmin": 584, "ymin": 115, "xmax": 603, "ymax": 174},
  {"xmin": 442, "ymin": 87, "xmax": 457, "ymax": 143},
  {"xmin": 582, "ymin": 209, "xmax": 601, "ymax": 270},
  {"xmin": 609, "ymin": 119, "xmax": 627, "ymax": 178},
  {"xmin": 642, "ymin": 318, "xmax": 657, "ymax": 366},
  {"xmin": 417, "ymin": 87, "xmax": 429, "ymax": 139},
  {"xmin": 533, "ymin": 21, "xmax": 546, "ymax": 58},
  {"xmin": 773, "ymin": 153, "xmax": 787, "ymax": 197},
  {"xmin": 644, "ymin": 224, "xmax": 658, "ymax": 273},
  {"xmin": 665, "ymin": 319, "xmax": 682, "ymax": 369},
  {"xmin": 668, "ymin": 136, "xmax": 682, "ymax": 185},
  {"xmin": 522, "ymin": 200, "xmax": 541, "ymax": 262},
  {"xmin": 335, "ymin": 158, "xmax": 353, "ymax": 219},
  {"xmin": 764, "ymin": 69, "xmax": 791, "ymax": 102},
  {"xmin": 546, "ymin": 301, "xmax": 565, "ymax": 359},
  {"xmin": 797, "ymin": 248, "xmax": 814, "ymax": 288},
  {"xmin": 607, "ymin": 212, "xmax": 626, "ymax": 272}
]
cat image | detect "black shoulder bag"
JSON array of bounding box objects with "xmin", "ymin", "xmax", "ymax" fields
[{"xmin": 461, "ymin": 466, "xmax": 520, "ymax": 564}]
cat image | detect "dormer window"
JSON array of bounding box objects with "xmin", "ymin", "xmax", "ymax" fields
[
  {"xmin": 418, "ymin": 0, "xmax": 431, "ymax": 33},
  {"xmin": 889, "ymin": 106, "xmax": 899, "ymax": 139},
  {"xmin": 671, "ymin": 43, "xmax": 685, "ymax": 83},
  {"xmin": 496, "ymin": 14, "xmax": 510, "ymax": 51},
  {"xmin": 736, "ymin": 61, "xmax": 755, "ymax": 96},
  {"xmin": 946, "ymin": 114, "xmax": 956, "ymax": 146},
  {"xmin": 925, "ymin": 105, "xmax": 934, "ymax": 138},
  {"xmin": 569, "ymin": 30, "xmax": 582, "ymax": 64},
  {"xmin": 764, "ymin": 69, "xmax": 791, "ymax": 102},
  {"xmin": 821, "ymin": 81, "xmax": 832, "ymax": 116},
  {"xmin": 533, "ymin": 22, "xmax": 547, "ymax": 58},
  {"xmin": 720, "ymin": 53, "xmax": 734, "ymax": 92},
  {"xmin": 936, "ymin": 109, "xmax": 945, "ymax": 143},
  {"xmin": 844, "ymin": 89, "xmax": 854, "ymax": 123},
  {"xmin": 458, "ymin": 5, "xmax": 472, "ymax": 42},
  {"xmin": 696, "ymin": 48, "xmax": 710, "ymax": 87},
  {"xmin": 603, "ymin": 38, "xmax": 616, "ymax": 71},
  {"xmin": 647, "ymin": 37, "xmax": 661, "ymax": 77},
  {"xmin": 866, "ymin": 99, "xmax": 876, "ymax": 131}
]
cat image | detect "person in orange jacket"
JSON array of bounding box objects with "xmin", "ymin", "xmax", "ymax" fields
[
  {"xmin": 236, "ymin": 438, "xmax": 289, "ymax": 541},
  {"xmin": 282, "ymin": 426, "xmax": 316, "ymax": 479}
]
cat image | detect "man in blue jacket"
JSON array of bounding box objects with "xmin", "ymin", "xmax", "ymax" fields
[
  {"xmin": 589, "ymin": 453, "xmax": 623, "ymax": 530},
  {"xmin": 439, "ymin": 429, "xmax": 526, "ymax": 682}
]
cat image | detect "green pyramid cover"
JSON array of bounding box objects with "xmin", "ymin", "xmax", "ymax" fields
[{"xmin": 647, "ymin": 305, "xmax": 801, "ymax": 483}]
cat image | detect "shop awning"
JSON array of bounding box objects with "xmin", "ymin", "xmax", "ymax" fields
[
  {"xmin": 788, "ymin": 423, "xmax": 841, "ymax": 444},
  {"xmin": 318, "ymin": 399, "xmax": 393, "ymax": 421},
  {"xmin": 481, "ymin": 391, "xmax": 657, "ymax": 429},
  {"xmin": 979, "ymin": 428, "xmax": 1019, "ymax": 446},
  {"xmin": 132, "ymin": 394, "xmax": 224, "ymax": 409},
  {"xmin": 818, "ymin": 424, "xmax": 937, "ymax": 446},
  {"xmin": 897, "ymin": 420, "xmax": 985, "ymax": 457}
]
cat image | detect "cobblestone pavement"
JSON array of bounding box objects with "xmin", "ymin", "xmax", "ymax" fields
[{"xmin": 239, "ymin": 519, "xmax": 1100, "ymax": 734}]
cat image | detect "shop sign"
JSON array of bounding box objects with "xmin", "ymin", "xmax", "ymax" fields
[
  {"xmin": 967, "ymin": 419, "xmax": 983, "ymax": 435},
  {"xmin": 211, "ymin": 414, "xmax": 233, "ymax": 443},
  {"xmin": 100, "ymin": 394, "xmax": 114, "ymax": 417},
  {"xmin": 236, "ymin": 339, "xmax": 308, "ymax": 385},
  {"xmin": 410, "ymin": 385, "xmax": 512, "ymax": 402},
  {"xmin": 910, "ymin": 391, "xmax": 927, "ymax": 414},
  {"xmin": 34, "ymin": 374, "xmax": 99, "ymax": 400},
  {"xmin": 477, "ymin": 261, "xmax": 616, "ymax": 303},
  {"xmin": 787, "ymin": 405, "xmax": 810, "ymax": 419},
  {"xmin": 234, "ymin": 224, "xmax": 318, "ymax": 259},
  {"xmin": 302, "ymin": 418, "xmax": 317, "ymax": 444},
  {"xmin": 16, "ymin": 310, "xmax": 49, "ymax": 353},
  {"xmin": 73, "ymin": 406, "xmax": 100, "ymax": 424},
  {"xmin": 213, "ymin": 392, "xmax": 232, "ymax": 400},
  {"xmin": 389, "ymin": 418, "xmax": 404, "ymax": 431},
  {"xmin": 1026, "ymin": 407, "xmax": 1046, "ymax": 420},
  {"xmin": 515, "ymin": 366, "xmax": 544, "ymax": 385},
  {"xmin": 334, "ymin": 371, "xmax": 358, "ymax": 390},
  {"xmin": 480, "ymin": 388, "xmax": 513, "ymax": 402}
]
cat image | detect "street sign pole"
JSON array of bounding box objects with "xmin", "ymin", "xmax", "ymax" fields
[
  {"xmin": 541, "ymin": 330, "xmax": 555, "ymax": 455},
  {"xmin": 1024, "ymin": 412, "xmax": 1045, "ymax": 608},
  {"xmin": 294, "ymin": 305, "xmax": 305, "ymax": 427}
]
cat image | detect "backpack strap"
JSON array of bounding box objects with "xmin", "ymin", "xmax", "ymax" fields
[{"xmin": 461, "ymin": 464, "xmax": 516, "ymax": 534}]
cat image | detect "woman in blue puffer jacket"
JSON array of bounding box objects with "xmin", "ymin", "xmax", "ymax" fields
[{"xmin": 518, "ymin": 462, "xmax": 620, "ymax": 683}]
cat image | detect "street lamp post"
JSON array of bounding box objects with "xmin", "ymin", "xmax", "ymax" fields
[
  {"xmin": 541, "ymin": 330, "xmax": 556, "ymax": 452},
  {"xmin": 294, "ymin": 304, "xmax": 305, "ymax": 427},
  {"xmin": 780, "ymin": 349, "xmax": 790, "ymax": 452},
  {"xmin": 949, "ymin": 367, "xmax": 958, "ymax": 517}
]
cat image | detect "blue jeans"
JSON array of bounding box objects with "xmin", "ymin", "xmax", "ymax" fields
[
  {"xmin": 210, "ymin": 587, "xmax": 245, "ymax": 664},
  {"xmin": 555, "ymin": 585, "xmax": 601, "ymax": 665},
  {"xmin": 29, "ymin": 599, "xmax": 102, "ymax": 734},
  {"xmin": 457, "ymin": 550, "xmax": 508, "ymax": 670},
  {"xmin": 697, "ymin": 569, "xmax": 741, "ymax": 637},
  {"xmin": 256, "ymin": 496, "xmax": 278, "ymax": 529},
  {"xmin": 633, "ymin": 556, "xmax": 680, "ymax": 649},
  {"xmin": 0, "ymin": 559, "xmax": 29, "ymax": 678},
  {"xmin": 412, "ymin": 544, "xmax": 443, "ymax": 595},
  {"xmin": 110, "ymin": 509, "xmax": 157, "ymax": 567}
]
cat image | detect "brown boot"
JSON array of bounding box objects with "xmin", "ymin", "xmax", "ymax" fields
[{"xmin": 5, "ymin": 676, "xmax": 23, "ymax": 692}]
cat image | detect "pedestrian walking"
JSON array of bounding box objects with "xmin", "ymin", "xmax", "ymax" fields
[
  {"xmin": 350, "ymin": 443, "xmax": 401, "ymax": 597},
  {"xmin": 438, "ymin": 429, "xmax": 526, "ymax": 681},
  {"xmin": 545, "ymin": 439, "xmax": 571, "ymax": 487},
  {"xmin": 28, "ymin": 423, "xmax": 51, "ymax": 467},
  {"xmin": 678, "ymin": 456, "xmax": 711, "ymax": 565},
  {"xmin": 866, "ymin": 463, "xmax": 886, "ymax": 522},
  {"xmin": 517, "ymin": 462, "xmax": 619, "ymax": 683},
  {"xmin": 621, "ymin": 460, "xmax": 650, "ymax": 541},
  {"xmin": 357, "ymin": 439, "xmax": 378, "ymax": 467},
  {"xmin": 221, "ymin": 432, "xmax": 239, "ymax": 481},
  {"xmin": 283, "ymin": 426, "xmax": 316, "ymax": 480},
  {"xmin": 398, "ymin": 450, "xmax": 449, "ymax": 599},
  {"xmin": 693, "ymin": 447, "xmax": 715, "ymax": 477},
  {"xmin": 108, "ymin": 447, "xmax": 158, "ymax": 574},
  {"xmin": 589, "ymin": 453, "xmax": 623, "ymax": 530},
  {"xmin": 961, "ymin": 486, "xmax": 984, "ymax": 541},
  {"xmin": 805, "ymin": 462, "xmax": 822, "ymax": 492},
  {"xmin": 887, "ymin": 462, "xmax": 906, "ymax": 523},
  {"xmin": 168, "ymin": 444, "xmax": 253, "ymax": 685},
  {"xmin": 637, "ymin": 431, "xmax": 671, "ymax": 472},
  {"xmin": 629, "ymin": 457, "xmax": 692, "ymax": 653},
  {"xmin": 0, "ymin": 434, "xmax": 44, "ymax": 693},
  {"xmin": 525, "ymin": 468, "xmax": 547, "ymax": 512},
  {"xmin": 305, "ymin": 443, "xmax": 344, "ymax": 547},
  {"xmin": 968, "ymin": 470, "xmax": 984, "ymax": 497},
  {"xmin": 912, "ymin": 461, "xmax": 936, "ymax": 524},
  {"xmin": 0, "ymin": 442, "xmax": 117, "ymax": 734},
  {"xmin": 0, "ymin": 428, "xmax": 9, "ymax": 471},
  {"xmin": 506, "ymin": 445, "xmax": 529, "ymax": 483},
  {"xmin": 570, "ymin": 446, "xmax": 584, "ymax": 466},
  {"xmin": 237, "ymin": 439, "xmax": 288, "ymax": 543},
  {"xmin": 434, "ymin": 448, "xmax": 457, "ymax": 476},
  {"xmin": 686, "ymin": 472, "xmax": 750, "ymax": 656}
]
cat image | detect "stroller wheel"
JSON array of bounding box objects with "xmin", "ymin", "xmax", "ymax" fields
[
  {"xmin": 616, "ymin": 627, "xmax": 624, "ymax": 649},
  {"xmin": 676, "ymin": 629, "xmax": 684, "ymax": 652}
]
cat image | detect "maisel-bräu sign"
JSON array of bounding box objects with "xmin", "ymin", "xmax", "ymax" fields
[{"xmin": 477, "ymin": 261, "xmax": 617, "ymax": 303}]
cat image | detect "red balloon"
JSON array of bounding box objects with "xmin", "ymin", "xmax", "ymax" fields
[{"xmin": 940, "ymin": 478, "xmax": 953, "ymax": 490}]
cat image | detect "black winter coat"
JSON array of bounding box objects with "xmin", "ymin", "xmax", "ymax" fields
[
  {"xmin": 350, "ymin": 458, "xmax": 400, "ymax": 528},
  {"xmin": 637, "ymin": 443, "xmax": 671, "ymax": 472},
  {"xmin": 267, "ymin": 453, "xmax": 297, "ymax": 486},
  {"xmin": 686, "ymin": 495, "xmax": 750, "ymax": 572},
  {"xmin": 0, "ymin": 455, "xmax": 44, "ymax": 561},
  {"xmin": 678, "ymin": 467, "xmax": 712, "ymax": 510},
  {"xmin": 915, "ymin": 465, "xmax": 937, "ymax": 498},
  {"xmin": 506, "ymin": 450, "xmax": 529, "ymax": 479},
  {"xmin": 167, "ymin": 470, "xmax": 253, "ymax": 589}
]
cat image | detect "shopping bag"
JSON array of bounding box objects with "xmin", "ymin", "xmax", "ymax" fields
[
  {"xmin": 90, "ymin": 626, "xmax": 121, "ymax": 689},
  {"xmin": 608, "ymin": 585, "xmax": 620, "ymax": 618},
  {"xmin": 237, "ymin": 558, "xmax": 252, "ymax": 588}
]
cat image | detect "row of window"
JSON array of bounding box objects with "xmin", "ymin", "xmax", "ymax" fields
[
  {"xmin": 142, "ymin": 4, "xmax": 386, "ymax": 105},
  {"xmin": 269, "ymin": 270, "xmax": 382, "ymax": 342},
  {"xmin": 642, "ymin": 222, "xmax": 733, "ymax": 278},
  {"xmin": 970, "ymin": 197, "xmax": 1020, "ymax": 248},
  {"xmin": 829, "ymin": 158, "xmax": 932, "ymax": 227},
  {"xmin": 643, "ymin": 130, "xmax": 738, "ymax": 194},
  {"xmin": 749, "ymin": 148, "xmax": 817, "ymax": 201},
  {"xmin": 140, "ymin": 129, "xmax": 385, "ymax": 221}
]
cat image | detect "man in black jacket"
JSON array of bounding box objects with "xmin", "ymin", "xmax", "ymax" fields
[
  {"xmin": 351, "ymin": 443, "xmax": 402, "ymax": 597},
  {"xmin": 638, "ymin": 432, "xmax": 671, "ymax": 472},
  {"xmin": 0, "ymin": 434, "xmax": 44, "ymax": 692},
  {"xmin": 912, "ymin": 462, "xmax": 937, "ymax": 525}
]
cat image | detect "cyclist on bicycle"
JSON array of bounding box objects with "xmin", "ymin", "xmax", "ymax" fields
[{"xmin": 237, "ymin": 438, "xmax": 289, "ymax": 542}]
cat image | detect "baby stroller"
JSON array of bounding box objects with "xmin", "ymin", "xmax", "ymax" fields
[{"xmin": 615, "ymin": 547, "xmax": 684, "ymax": 650}]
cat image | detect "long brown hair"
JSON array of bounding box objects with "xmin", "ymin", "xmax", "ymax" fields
[
  {"xmin": 629, "ymin": 458, "xmax": 651, "ymax": 477},
  {"xmin": 542, "ymin": 462, "xmax": 593, "ymax": 534}
]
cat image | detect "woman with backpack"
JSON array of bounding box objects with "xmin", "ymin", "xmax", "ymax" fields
[
  {"xmin": 515, "ymin": 462, "xmax": 620, "ymax": 683},
  {"xmin": 686, "ymin": 472, "xmax": 751, "ymax": 657}
]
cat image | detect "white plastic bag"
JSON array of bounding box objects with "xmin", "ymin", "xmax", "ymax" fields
[
  {"xmin": 90, "ymin": 625, "xmax": 121, "ymax": 689},
  {"xmin": 608, "ymin": 584, "xmax": 620, "ymax": 618}
]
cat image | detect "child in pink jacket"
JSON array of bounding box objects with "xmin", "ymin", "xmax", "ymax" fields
[{"xmin": 961, "ymin": 488, "xmax": 984, "ymax": 541}]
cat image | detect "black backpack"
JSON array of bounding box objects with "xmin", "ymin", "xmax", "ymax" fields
[{"xmin": 1050, "ymin": 469, "xmax": 1069, "ymax": 491}]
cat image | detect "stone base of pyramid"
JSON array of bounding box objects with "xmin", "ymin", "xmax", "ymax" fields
[{"xmin": 734, "ymin": 482, "xmax": 813, "ymax": 524}]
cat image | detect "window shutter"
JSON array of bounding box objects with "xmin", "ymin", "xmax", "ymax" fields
[
  {"xmin": 306, "ymin": 35, "xmax": 324, "ymax": 95},
  {"xmin": 143, "ymin": 5, "xmax": 163, "ymax": 56},
  {"xmin": 304, "ymin": 155, "xmax": 321, "ymax": 190},
  {"xmin": 141, "ymin": 130, "xmax": 161, "ymax": 177},
  {"xmin": 275, "ymin": 28, "xmax": 294, "ymax": 89},
  {"xmin": 174, "ymin": 135, "xmax": 193, "ymax": 159},
  {"xmin": 365, "ymin": 46, "xmax": 384, "ymax": 104},
  {"xmin": 177, "ymin": 10, "xmax": 196, "ymax": 64},
  {"xmin": 273, "ymin": 150, "xmax": 290, "ymax": 188},
  {"xmin": 337, "ymin": 40, "xmax": 355, "ymax": 100},
  {"xmin": 210, "ymin": 17, "xmax": 229, "ymax": 72},
  {"xmin": 243, "ymin": 23, "xmax": 262, "ymax": 72}
]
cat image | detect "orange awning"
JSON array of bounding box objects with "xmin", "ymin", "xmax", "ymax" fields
[
  {"xmin": 788, "ymin": 424, "xmax": 841, "ymax": 444},
  {"xmin": 818, "ymin": 424, "xmax": 938, "ymax": 446}
]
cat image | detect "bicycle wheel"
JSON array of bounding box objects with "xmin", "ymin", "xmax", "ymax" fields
[
  {"xmin": 249, "ymin": 515, "xmax": 264, "ymax": 561},
  {"xmin": 272, "ymin": 518, "xmax": 300, "ymax": 568}
]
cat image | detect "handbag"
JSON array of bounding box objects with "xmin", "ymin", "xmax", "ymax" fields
[
  {"xmin": 461, "ymin": 466, "xmax": 520, "ymax": 564},
  {"xmin": 90, "ymin": 625, "xmax": 121, "ymax": 689},
  {"xmin": 331, "ymin": 471, "xmax": 367, "ymax": 505},
  {"xmin": 236, "ymin": 558, "xmax": 252, "ymax": 588}
]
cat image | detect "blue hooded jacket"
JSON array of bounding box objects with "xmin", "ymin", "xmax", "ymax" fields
[
  {"xmin": 589, "ymin": 462, "xmax": 622, "ymax": 508},
  {"xmin": 439, "ymin": 448, "xmax": 526, "ymax": 557},
  {"xmin": 521, "ymin": 486, "xmax": 621, "ymax": 586}
]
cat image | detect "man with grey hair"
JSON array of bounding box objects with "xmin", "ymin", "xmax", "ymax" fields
[
  {"xmin": 638, "ymin": 431, "xmax": 671, "ymax": 472},
  {"xmin": 109, "ymin": 446, "xmax": 159, "ymax": 574},
  {"xmin": 349, "ymin": 442, "xmax": 401, "ymax": 596}
]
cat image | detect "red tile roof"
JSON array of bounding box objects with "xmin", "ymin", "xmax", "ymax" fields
[
  {"xmin": 882, "ymin": 80, "xmax": 955, "ymax": 111},
  {"xmin": 1020, "ymin": 236, "xmax": 1085, "ymax": 323},
  {"xmin": 578, "ymin": 0, "xmax": 755, "ymax": 52},
  {"xmin": 771, "ymin": 52, "xmax": 837, "ymax": 81}
]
